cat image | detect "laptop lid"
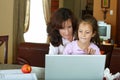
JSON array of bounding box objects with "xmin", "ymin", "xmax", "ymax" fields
[{"xmin": 45, "ymin": 55, "xmax": 106, "ymax": 80}]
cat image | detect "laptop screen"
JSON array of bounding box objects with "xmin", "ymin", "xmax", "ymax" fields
[{"xmin": 45, "ymin": 55, "xmax": 106, "ymax": 80}]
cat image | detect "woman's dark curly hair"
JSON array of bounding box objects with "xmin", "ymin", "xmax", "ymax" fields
[
  {"xmin": 47, "ymin": 8, "xmax": 77, "ymax": 47},
  {"xmin": 75, "ymin": 14, "xmax": 100, "ymax": 47}
]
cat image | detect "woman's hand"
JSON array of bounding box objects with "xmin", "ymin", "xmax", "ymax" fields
[{"xmin": 84, "ymin": 47, "xmax": 96, "ymax": 55}]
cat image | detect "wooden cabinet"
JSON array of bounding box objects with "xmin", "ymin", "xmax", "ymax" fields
[
  {"xmin": 100, "ymin": 44, "xmax": 114, "ymax": 68},
  {"xmin": 110, "ymin": 48, "xmax": 120, "ymax": 74}
]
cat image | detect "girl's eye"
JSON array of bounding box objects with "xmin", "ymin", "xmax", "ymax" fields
[
  {"xmin": 86, "ymin": 32, "xmax": 90, "ymax": 34},
  {"xmin": 86, "ymin": 31, "xmax": 91, "ymax": 34}
]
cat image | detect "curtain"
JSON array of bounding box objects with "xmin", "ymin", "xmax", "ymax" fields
[
  {"xmin": 42, "ymin": 0, "xmax": 51, "ymax": 43},
  {"xmin": 24, "ymin": 0, "xmax": 30, "ymax": 33},
  {"xmin": 13, "ymin": 0, "xmax": 28, "ymax": 63},
  {"xmin": 42, "ymin": 0, "xmax": 51, "ymax": 24}
]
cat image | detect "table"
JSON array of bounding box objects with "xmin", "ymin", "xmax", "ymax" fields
[
  {"xmin": 0, "ymin": 64, "xmax": 45, "ymax": 80},
  {"xmin": 1, "ymin": 64, "xmax": 119, "ymax": 80}
]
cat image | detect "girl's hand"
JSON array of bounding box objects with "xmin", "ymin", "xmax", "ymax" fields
[{"xmin": 84, "ymin": 47, "xmax": 96, "ymax": 55}]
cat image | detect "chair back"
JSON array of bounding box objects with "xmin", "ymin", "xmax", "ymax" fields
[
  {"xmin": 16, "ymin": 42, "xmax": 49, "ymax": 67},
  {"xmin": 0, "ymin": 35, "xmax": 9, "ymax": 64},
  {"xmin": 100, "ymin": 44, "xmax": 114, "ymax": 68}
]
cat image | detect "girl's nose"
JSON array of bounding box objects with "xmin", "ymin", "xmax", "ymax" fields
[{"xmin": 82, "ymin": 32, "xmax": 86, "ymax": 37}]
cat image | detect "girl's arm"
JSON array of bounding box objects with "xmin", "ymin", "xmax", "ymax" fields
[
  {"xmin": 84, "ymin": 43, "xmax": 101, "ymax": 55},
  {"xmin": 84, "ymin": 47, "xmax": 100, "ymax": 55}
]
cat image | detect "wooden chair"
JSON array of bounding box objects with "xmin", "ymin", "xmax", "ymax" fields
[
  {"xmin": 0, "ymin": 35, "xmax": 9, "ymax": 64},
  {"xmin": 16, "ymin": 42, "xmax": 49, "ymax": 67},
  {"xmin": 100, "ymin": 44, "xmax": 114, "ymax": 68}
]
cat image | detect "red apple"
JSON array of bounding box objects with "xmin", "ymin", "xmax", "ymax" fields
[{"xmin": 21, "ymin": 64, "xmax": 32, "ymax": 73}]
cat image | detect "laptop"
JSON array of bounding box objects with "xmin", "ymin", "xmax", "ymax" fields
[{"xmin": 45, "ymin": 55, "xmax": 106, "ymax": 80}]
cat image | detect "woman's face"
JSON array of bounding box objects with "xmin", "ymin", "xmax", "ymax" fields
[
  {"xmin": 78, "ymin": 22, "xmax": 95, "ymax": 44},
  {"xmin": 59, "ymin": 19, "xmax": 73, "ymax": 41}
]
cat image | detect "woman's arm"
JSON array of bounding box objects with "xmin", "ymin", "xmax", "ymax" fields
[{"xmin": 48, "ymin": 43, "xmax": 59, "ymax": 55}]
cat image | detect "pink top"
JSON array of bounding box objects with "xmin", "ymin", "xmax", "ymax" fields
[{"xmin": 63, "ymin": 40, "xmax": 101, "ymax": 55}]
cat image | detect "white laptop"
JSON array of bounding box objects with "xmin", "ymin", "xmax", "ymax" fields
[{"xmin": 45, "ymin": 55, "xmax": 106, "ymax": 80}]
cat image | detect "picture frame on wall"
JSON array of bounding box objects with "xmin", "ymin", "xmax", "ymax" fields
[{"xmin": 101, "ymin": 0, "xmax": 110, "ymax": 8}]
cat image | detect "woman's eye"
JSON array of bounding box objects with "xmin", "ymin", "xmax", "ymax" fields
[
  {"xmin": 60, "ymin": 27, "xmax": 65, "ymax": 30},
  {"xmin": 79, "ymin": 31, "xmax": 82, "ymax": 33},
  {"xmin": 68, "ymin": 26, "xmax": 72, "ymax": 28}
]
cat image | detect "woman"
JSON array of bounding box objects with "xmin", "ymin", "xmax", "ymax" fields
[{"xmin": 47, "ymin": 8, "xmax": 78, "ymax": 55}]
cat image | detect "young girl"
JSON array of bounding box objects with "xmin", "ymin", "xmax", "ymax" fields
[{"xmin": 63, "ymin": 14, "xmax": 101, "ymax": 55}]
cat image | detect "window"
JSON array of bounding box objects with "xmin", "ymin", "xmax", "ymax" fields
[{"xmin": 24, "ymin": 0, "xmax": 47, "ymax": 43}]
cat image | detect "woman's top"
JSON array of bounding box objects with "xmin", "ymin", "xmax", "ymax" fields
[
  {"xmin": 63, "ymin": 40, "xmax": 101, "ymax": 55},
  {"xmin": 48, "ymin": 38, "xmax": 71, "ymax": 55}
]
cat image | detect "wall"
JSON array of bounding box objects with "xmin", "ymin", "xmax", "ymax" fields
[
  {"xmin": 0, "ymin": 0, "xmax": 14, "ymax": 63},
  {"xmin": 93, "ymin": 0, "xmax": 117, "ymax": 42},
  {"xmin": 63, "ymin": 0, "xmax": 87, "ymax": 19},
  {"xmin": 64, "ymin": 0, "xmax": 74, "ymax": 12}
]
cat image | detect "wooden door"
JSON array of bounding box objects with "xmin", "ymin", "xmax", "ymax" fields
[
  {"xmin": 51, "ymin": 0, "xmax": 59, "ymax": 14},
  {"xmin": 116, "ymin": 0, "xmax": 120, "ymax": 46}
]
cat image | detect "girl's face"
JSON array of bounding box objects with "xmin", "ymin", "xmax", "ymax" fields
[
  {"xmin": 78, "ymin": 22, "xmax": 95, "ymax": 44},
  {"xmin": 59, "ymin": 19, "xmax": 73, "ymax": 41}
]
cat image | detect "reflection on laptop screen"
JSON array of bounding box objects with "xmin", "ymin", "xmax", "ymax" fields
[{"xmin": 45, "ymin": 55, "xmax": 106, "ymax": 80}]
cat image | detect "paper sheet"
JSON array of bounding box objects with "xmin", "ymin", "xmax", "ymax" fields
[{"xmin": 0, "ymin": 69, "xmax": 38, "ymax": 80}]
